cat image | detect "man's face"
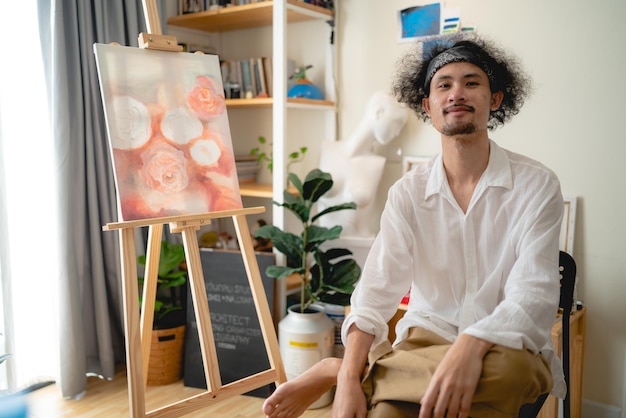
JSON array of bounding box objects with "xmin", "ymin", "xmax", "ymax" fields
[{"xmin": 422, "ymin": 62, "xmax": 503, "ymax": 137}]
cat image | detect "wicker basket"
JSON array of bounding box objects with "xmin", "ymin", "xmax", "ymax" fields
[{"xmin": 147, "ymin": 325, "xmax": 186, "ymax": 386}]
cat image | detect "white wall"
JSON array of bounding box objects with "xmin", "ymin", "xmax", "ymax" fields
[{"xmin": 335, "ymin": 0, "xmax": 626, "ymax": 412}]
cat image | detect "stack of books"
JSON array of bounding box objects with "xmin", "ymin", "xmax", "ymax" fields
[{"xmin": 235, "ymin": 155, "xmax": 260, "ymax": 183}]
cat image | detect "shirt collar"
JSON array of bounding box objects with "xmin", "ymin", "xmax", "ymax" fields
[{"xmin": 425, "ymin": 139, "xmax": 513, "ymax": 200}]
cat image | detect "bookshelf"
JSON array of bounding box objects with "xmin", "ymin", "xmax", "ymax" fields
[{"xmin": 167, "ymin": 0, "xmax": 336, "ymax": 316}]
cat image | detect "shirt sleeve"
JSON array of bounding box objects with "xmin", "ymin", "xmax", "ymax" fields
[
  {"xmin": 341, "ymin": 180, "xmax": 416, "ymax": 348},
  {"xmin": 462, "ymin": 177, "xmax": 564, "ymax": 353}
]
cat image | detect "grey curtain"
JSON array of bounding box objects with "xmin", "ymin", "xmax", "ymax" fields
[{"xmin": 37, "ymin": 0, "xmax": 166, "ymax": 398}]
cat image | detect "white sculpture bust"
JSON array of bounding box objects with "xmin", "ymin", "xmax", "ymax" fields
[{"xmin": 317, "ymin": 91, "xmax": 409, "ymax": 238}]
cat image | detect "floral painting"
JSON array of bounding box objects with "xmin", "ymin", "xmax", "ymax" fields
[{"xmin": 94, "ymin": 43, "xmax": 242, "ymax": 221}]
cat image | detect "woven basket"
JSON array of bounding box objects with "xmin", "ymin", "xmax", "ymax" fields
[{"xmin": 147, "ymin": 325, "xmax": 186, "ymax": 386}]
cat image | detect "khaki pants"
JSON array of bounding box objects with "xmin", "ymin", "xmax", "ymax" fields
[{"xmin": 361, "ymin": 327, "xmax": 552, "ymax": 418}]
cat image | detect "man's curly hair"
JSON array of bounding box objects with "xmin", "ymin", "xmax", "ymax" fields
[{"xmin": 392, "ymin": 34, "xmax": 531, "ymax": 130}]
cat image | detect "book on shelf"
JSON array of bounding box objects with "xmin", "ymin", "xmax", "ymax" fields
[
  {"xmin": 220, "ymin": 57, "xmax": 275, "ymax": 99},
  {"xmin": 256, "ymin": 57, "xmax": 268, "ymax": 97},
  {"xmin": 262, "ymin": 57, "xmax": 272, "ymax": 97}
]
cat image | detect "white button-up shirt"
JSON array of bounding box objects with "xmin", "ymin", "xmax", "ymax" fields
[{"xmin": 342, "ymin": 140, "xmax": 566, "ymax": 397}]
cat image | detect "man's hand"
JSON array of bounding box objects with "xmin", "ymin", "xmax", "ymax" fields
[
  {"xmin": 418, "ymin": 334, "xmax": 493, "ymax": 418},
  {"xmin": 332, "ymin": 324, "xmax": 374, "ymax": 418},
  {"xmin": 332, "ymin": 374, "xmax": 368, "ymax": 418}
]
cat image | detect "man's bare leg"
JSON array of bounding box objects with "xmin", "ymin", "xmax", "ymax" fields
[{"xmin": 263, "ymin": 357, "xmax": 342, "ymax": 418}]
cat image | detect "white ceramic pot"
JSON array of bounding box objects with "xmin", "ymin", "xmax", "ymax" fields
[
  {"xmin": 312, "ymin": 302, "xmax": 347, "ymax": 358},
  {"xmin": 278, "ymin": 304, "xmax": 335, "ymax": 408}
]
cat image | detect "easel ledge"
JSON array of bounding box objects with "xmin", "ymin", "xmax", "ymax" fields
[{"xmin": 103, "ymin": 206, "xmax": 265, "ymax": 231}]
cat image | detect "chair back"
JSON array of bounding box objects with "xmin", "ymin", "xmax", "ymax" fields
[
  {"xmin": 519, "ymin": 251, "xmax": 577, "ymax": 418},
  {"xmin": 558, "ymin": 250, "xmax": 577, "ymax": 418}
]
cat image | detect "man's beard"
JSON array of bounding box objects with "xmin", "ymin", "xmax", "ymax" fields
[{"xmin": 441, "ymin": 121, "xmax": 476, "ymax": 136}]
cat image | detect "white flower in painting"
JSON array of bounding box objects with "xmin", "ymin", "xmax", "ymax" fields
[
  {"xmin": 111, "ymin": 95, "xmax": 152, "ymax": 149},
  {"xmin": 190, "ymin": 139, "xmax": 221, "ymax": 167},
  {"xmin": 161, "ymin": 107, "xmax": 203, "ymax": 144}
]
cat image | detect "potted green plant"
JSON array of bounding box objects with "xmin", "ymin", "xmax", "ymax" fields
[
  {"xmin": 137, "ymin": 240, "xmax": 188, "ymax": 385},
  {"xmin": 253, "ymin": 169, "xmax": 361, "ymax": 312},
  {"xmin": 254, "ymin": 168, "xmax": 361, "ymax": 407},
  {"xmin": 138, "ymin": 240, "xmax": 187, "ymax": 329}
]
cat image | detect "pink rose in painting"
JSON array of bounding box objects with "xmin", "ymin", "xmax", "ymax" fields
[
  {"xmin": 140, "ymin": 142, "xmax": 189, "ymax": 192},
  {"xmin": 187, "ymin": 75, "xmax": 225, "ymax": 120}
]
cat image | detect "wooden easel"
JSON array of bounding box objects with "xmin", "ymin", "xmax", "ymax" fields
[
  {"xmin": 104, "ymin": 209, "xmax": 286, "ymax": 417},
  {"xmin": 101, "ymin": 2, "xmax": 286, "ymax": 416}
]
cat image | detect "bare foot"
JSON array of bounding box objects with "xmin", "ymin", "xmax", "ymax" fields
[{"xmin": 263, "ymin": 357, "xmax": 342, "ymax": 418}]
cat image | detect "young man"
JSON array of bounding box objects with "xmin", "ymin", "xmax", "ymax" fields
[{"xmin": 263, "ymin": 35, "xmax": 565, "ymax": 418}]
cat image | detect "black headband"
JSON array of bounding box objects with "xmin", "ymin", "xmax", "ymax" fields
[{"xmin": 424, "ymin": 44, "xmax": 494, "ymax": 94}]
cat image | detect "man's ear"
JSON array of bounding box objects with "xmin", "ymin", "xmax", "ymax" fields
[
  {"xmin": 491, "ymin": 91, "xmax": 504, "ymax": 111},
  {"xmin": 422, "ymin": 97, "xmax": 431, "ymax": 117}
]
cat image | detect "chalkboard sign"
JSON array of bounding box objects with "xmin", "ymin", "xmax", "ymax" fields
[{"xmin": 183, "ymin": 248, "xmax": 276, "ymax": 397}]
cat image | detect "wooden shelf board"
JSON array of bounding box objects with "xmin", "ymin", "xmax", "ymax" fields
[
  {"xmin": 167, "ymin": 1, "xmax": 333, "ymax": 33},
  {"xmin": 238, "ymin": 182, "xmax": 298, "ymax": 198},
  {"xmin": 238, "ymin": 182, "xmax": 273, "ymax": 198},
  {"xmin": 226, "ymin": 97, "xmax": 335, "ymax": 109}
]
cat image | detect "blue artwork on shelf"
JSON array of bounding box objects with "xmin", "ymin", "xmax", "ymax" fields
[{"xmin": 399, "ymin": 3, "xmax": 441, "ymax": 42}]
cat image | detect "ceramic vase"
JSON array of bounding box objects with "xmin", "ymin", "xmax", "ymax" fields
[{"xmin": 278, "ymin": 304, "xmax": 335, "ymax": 408}]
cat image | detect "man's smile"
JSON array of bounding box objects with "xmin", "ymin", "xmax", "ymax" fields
[{"xmin": 444, "ymin": 104, "xmax": 474, "ymax": 114}]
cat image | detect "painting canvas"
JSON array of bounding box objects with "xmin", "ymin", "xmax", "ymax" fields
[{"xmin": 94, "ymin": 43, "xmax": 242, "ymax": 221}]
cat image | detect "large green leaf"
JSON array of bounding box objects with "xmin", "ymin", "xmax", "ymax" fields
[
  {"xmin": 255, "ymin": 225, "xmax": 303, "ymax": 266},
  {"xmin": 265, "ymin": 265, "xmax": 304, "ymax": 279},
  {"xmin": 312, "ymin": 202, "xmax": 357, "ymax": 223},
  {"xmin": 158, "ymin": 240, "xmax": 185, "ymax": 277},
  {"xmin": 288, "ymin": 172, "xmax": 304, "ymax": 196},
  {"xmin": 278, "ymin": 192, "xmax": 310, "ymax": 223},
  {"xmin": 303, "ymin": 169, "xmax": 333, "ymax": 202},
  {"xmin": 309, "ymin": 250, "xmax": 361, "ymax": 301},
  {"xmin": 304, "ymin": 225, "xmax": 343, "ymax": 252}
]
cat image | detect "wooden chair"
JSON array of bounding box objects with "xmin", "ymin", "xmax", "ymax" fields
[{"xmin": 518, "ymin": 250, "xmax": 577, "ymax": 418}]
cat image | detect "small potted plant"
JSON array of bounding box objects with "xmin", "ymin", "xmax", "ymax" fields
[
  {"xmin": 137, "ymin": 240, "xmax": 188, "ymax": 385},
  {"xmin": 250, "ymin": 135, "xmax": 308, "ymax": 174}
]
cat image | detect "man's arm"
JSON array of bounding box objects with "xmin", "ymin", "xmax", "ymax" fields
[
  {"xmin": 332, "ymin": 324, "xmax": 374, "ymax": 418},
  {"xmin": 419, "ymin": 333, "xmax": 493, "ymax": 418}
]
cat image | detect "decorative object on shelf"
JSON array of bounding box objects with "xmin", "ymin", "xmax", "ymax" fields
[
  {"xmin": 249, "ymin": 135, "xmax": 308, "ymax": 174},
  {"xmin": 287, "ymin": 65, "xmax": 324, "ymax": 100},
  {"xmin": 137, "ymin": 240, "xmax": 188, "ymax": 385}
]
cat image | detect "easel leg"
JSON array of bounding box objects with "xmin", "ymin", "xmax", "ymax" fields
[
  {"xmin": 232, "ymin": 214, "xmax": 287, "ymax": 385},
  {"xmin": 140, "ymin": 224, "xmax": 163, "ymax": 388},
  {"xmin": 119, "ymin": 227, "xmax": 146, "ymax": 417},
  {"xmin": 178, "ymin": 226, "xmax": 222, "ymax": 393}
]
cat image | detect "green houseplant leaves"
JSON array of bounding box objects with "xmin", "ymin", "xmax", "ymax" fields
[{"xmin": 254, "ymin": 169, "xmax": 361, "ymax": 312}]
